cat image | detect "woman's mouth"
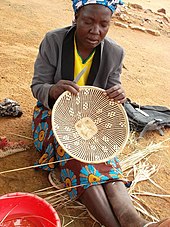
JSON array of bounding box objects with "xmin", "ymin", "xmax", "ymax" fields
[{"xmin": 86, "ymin": 38, "xmax": 99, "ymax": 45}]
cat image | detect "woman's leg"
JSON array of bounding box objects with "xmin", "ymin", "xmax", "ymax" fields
[
  {"xmin": 104, "ymin": 182, "xmax": 170, "ymax": 227},
  {"xmin": 79, "ymin": 184, "xmax": 121, "ymax": 227},
  {"xmin": 158, "ymin": 219, "xmax": 170, "ymax": 227},
  {"xmin": 103, "ymin": 181, "xmax": 148, "ymax": 227}
]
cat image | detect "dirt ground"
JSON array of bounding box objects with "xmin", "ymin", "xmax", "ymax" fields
[{"xmin": 0, "ymin": 0, "xmax": 170, "ymax": 226}]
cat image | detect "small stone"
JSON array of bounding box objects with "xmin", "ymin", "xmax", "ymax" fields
[
  {"xmin": 114, "ymin": 21, "xmax": 128, "ymax": 28},
  {"xmin": 155, "ymin": 19, "xmax": 163, "ymax": 24},
  {"xmin": 163, "ymin": 15, "xmax": 170, "ymax": 23},
  {"xmin": 129, "ymin": 24, "xmax": 146, "ymax": 32},
  {"xmin": 157, "ymin": 8, "xmax": 166, "ymax": 14},
  {"xmin": 144, "ymin": 18, "xmax": 151, "ymax": 23},
  {"xmin": 144, "ymin": 9, "xmax": 153, "ymax": 13},
  {"xmin": 119, "ymin": 14, "xmax": 129, "ymax": 22},
  {"xmin": 146, "ymin": 29, "xmax": 161, "ymax": 36},
  {"xmin": 129, "ymin": 3, "xmax": 143, "ymax": 10}
]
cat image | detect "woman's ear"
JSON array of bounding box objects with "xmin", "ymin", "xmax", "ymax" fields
[
  {"xmin": 75, "ymin": 13, "xmax": 78, "ymax": 21},
  {"xmin": 72, "ymin": 13, "xmax": 78, "ymax": 26}
]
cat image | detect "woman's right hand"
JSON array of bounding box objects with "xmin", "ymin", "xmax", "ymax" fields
[{"xmin": 49, "ymin": 80, "xmax": 80, "ymax": 100}]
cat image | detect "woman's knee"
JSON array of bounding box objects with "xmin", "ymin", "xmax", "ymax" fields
[
  {"xmin": 104, "ymin": 181, "xmax": 127, "ymax": 197},
  {"xmin": 79, "ymin": 185, "xmax": 120, "ymax": 227},
  {"xmin": 79, "ymin": 184, "xmax": 103, "ymax": 202}
]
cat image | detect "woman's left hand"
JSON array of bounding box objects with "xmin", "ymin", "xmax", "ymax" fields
[{"xmin": 104, "ymin": 84, "xmax": 126, "ymax": 104}]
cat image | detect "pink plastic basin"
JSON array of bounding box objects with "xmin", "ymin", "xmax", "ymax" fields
[{"xmin": 0, "ymin": 192, "xmax": 61, "ymax": 227}]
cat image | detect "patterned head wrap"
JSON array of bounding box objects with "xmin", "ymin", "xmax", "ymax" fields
[{"xmin": 72, "ymin": 0, "xmax": 124, "ymax": 13}]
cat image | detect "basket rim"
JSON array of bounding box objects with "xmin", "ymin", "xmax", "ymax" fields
[{"xmin": 52, "ymin": 86, "xmax": 129, "ymax": 163}]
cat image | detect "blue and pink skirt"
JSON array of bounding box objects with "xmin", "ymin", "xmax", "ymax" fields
[{"xmin": 32, "ymin": 101, "xmax": 127, "ymax": 199}]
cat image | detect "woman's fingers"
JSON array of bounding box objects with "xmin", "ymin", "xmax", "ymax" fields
[
  {"xmin": 104, "ymin": 85, "xmax": 126, "ymax": 103},
  {"xmin": 49, "ymin": 80, "xmax": 80, "ymax": 100},
  {"xmin": 62, "ymin": 81, "xmax": 80, "ymax": 95}
]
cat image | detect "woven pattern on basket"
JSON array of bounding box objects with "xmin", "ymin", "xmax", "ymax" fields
[{"xmin": 52, "ymin": 86, "xmax": 129, "ymax": 163}]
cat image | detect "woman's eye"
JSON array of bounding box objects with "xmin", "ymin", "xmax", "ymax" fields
[
  {"xmin": 84, "ymin": 21, "xmax": 92, "ymax": 25},
  {"xmin": 101, "ymin": 23, "xmax": 108, "ymax": 28}
]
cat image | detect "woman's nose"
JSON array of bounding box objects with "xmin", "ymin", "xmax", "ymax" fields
[{"xmin": 90, "ymin": 24, "xmax": 100, "ymax": 34}]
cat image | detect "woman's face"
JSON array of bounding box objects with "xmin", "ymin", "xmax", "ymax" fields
[{"xmin": 75, "ymin": 4, "xmax": 112, "ymax": 51}]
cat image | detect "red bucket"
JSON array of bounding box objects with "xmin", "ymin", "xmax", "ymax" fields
[{"xmin": 0, "ymin": 192, "xmax": 61, "ymax": 227}]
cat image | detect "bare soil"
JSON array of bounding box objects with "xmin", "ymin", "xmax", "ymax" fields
[{"xmin": 0, "ymin": 0, "xmax": 170, "ymax": 226}]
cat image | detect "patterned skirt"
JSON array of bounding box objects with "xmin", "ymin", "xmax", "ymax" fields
[{"xmin": 32, "ymin": 101, "xmax": 126, "ymax": 199}]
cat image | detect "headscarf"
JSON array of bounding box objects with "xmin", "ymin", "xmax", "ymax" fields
[{"xmin": 72, "ymin": 0, "xmax": 124, "ymax": 13}]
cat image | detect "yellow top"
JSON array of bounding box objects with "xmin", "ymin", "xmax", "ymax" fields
[{"xmin": 74, "ymin": 39, "xmax": 95, "ymax": 86}]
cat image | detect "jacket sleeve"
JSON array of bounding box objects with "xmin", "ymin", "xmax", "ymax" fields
[
  {"xmin": 95, "ymin": 38, "xmax": 125, "ymax": 90},
  {"xmin": 31, "ymin": 32, "xmax": 59, "ymax": 109},
  {"xmin": 106, "ymin": 41, "xmax": 124, "ymax": 89},
  {"xmin": 106, "ymin": 44, "xmax": 124, "ymax": 89}
]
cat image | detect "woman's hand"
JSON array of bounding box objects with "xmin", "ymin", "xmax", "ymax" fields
[
  {"xmin": 49, "ymin": 80, "xmax": 80, "ymax": 100},
  {"xmin": 104, "ymin": 84, "xmax": 126, "ymax": 104}
]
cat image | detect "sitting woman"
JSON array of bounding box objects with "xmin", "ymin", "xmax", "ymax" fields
[{"xmin": 31, "ymin": 1, "xmax": 170, "ymax": 226}]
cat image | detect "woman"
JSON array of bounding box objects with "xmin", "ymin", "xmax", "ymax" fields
[{"xmin": 31, "ymin": 1, "xmax": 170, "ymax": 226}]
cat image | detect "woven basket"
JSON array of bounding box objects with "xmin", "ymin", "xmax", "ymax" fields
[{"xmin": 52, "ymin": 86, "xmax": 129, "ymax": 163}]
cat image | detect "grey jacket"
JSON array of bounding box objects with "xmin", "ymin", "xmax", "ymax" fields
[{"xmin": 31, "ymin": 26, "xmax": 124, "ymax": 109}]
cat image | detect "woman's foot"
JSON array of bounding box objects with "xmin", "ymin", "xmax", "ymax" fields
[
  {"xmin": 48, "ymin": 169, "xmax": 61, "ymax": 189},
  {"xmin": 144, "ymin": 219, "xmax": 170, "ymax": 227}
]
